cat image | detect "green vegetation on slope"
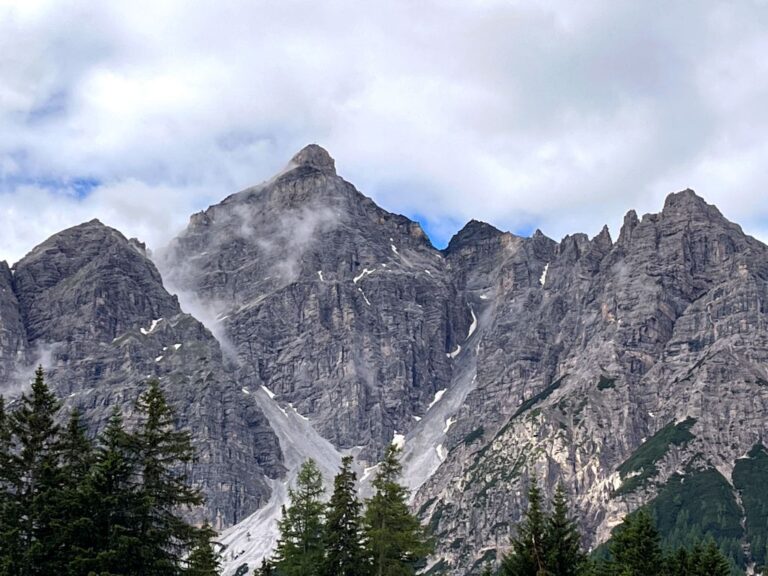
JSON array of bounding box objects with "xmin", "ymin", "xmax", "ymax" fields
[
  {"xmin": 733, "ymin": 444, "xmax": 768, "ymax": 570},
  {"xmin": 614, "ymin": 418, "xmax": 697, "ymax": 495}
]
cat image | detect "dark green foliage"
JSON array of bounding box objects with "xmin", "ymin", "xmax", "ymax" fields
[
  {"xmin": 323, "ymin": 455, "xmax": 370, "ymax": 576},
  {"xmin": 511, "ymin": 375, "xmax": 568, "ymax": 420},
  {"xmin": 274, "ymin": 459, "xmax": 326, "ymax": 576},
  {"xmin": 501, "ymin": 478, "xmax": 548, "ymax": 576},
  {"xmin": 5, "ymin": 366, "xmax": 62, "ymax": 575},
  {"xmin": 649, "ymin": 468, "xmax": 743, "ymax": 569},
  {"xmin": 733, "ymin": 444, "xmax": 768, "ymax": 570},
  {"xmin": 614, "ymin": 418, "xmax": 696, "ymax": 495},
  {"xmin": 255, "ymin": 557, "xmax": 274, "ymax": 575},
  {"xmin": 365, "ymin": 444, "xmax": 433, "ymax": 576},
  {"xmin": 501, "ymin": 480, "xmax": 587, "ymax": 576},
  {"xmin": 597, "ymin": 376, "xmax": 616, "ymax": 391},
  {"xmin": 187, "ymin": 522, "xmax": 221, "ymax": 576},
  {"xmin": 546, "ymin": 484, "xmax": 586, "ymax": 576},
  {"xmin": 464, "ymin": 427, "xmax": 485, "ymax": 446},
  {"xmin": 0, "ymin": 370, "xmax": 216, "ymax": 576},
  {"xmin": 132, "ymin": 379, "xmax": 204, "ymax": 573},
  {"xmin": 609, "ymin": 509, "xmax": 664, "ymax": 576}
]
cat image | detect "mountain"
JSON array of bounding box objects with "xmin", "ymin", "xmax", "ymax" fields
[
  {"xmin": 2, "ymin": 145, "xmax": 767, "ymax": 575},
  {"xmin": 2, "ymin": 220, "xmax": 283, "ymax": 528}
]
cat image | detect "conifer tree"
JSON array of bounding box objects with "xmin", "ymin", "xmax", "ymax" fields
[
  {"xmin": 364, "ymin": 444, "xmax": 432, "ymax": 576},
  {"xmin": 501, "ymin": 477, "xmax": 549, "ymax": 576},
  {"xmin": 323, "ymin": 455, "xmax": 370, "ymax": 576},
  {"xmin": 50, "ymin": 409, "xmax": 95, "ymax": 573},
  {"xmin": 132, "ymin": 379, "xmax": 203, "ymax": 574},
  {"xmin": 274, "ymin": 458, "xmax": 326, "ymax": 576},
  {"xmin": 7, "ymin": 366, "xmax": 62, "ymax": 575},
  {"xmin": 187, "ymin": 521, "xmax": 221, "ymax": 576},
  {"xmin": 693, "ymin": 539, "xmax": 731, "ymax": 576},
  {"xmin": 545, "ymin": 484, "xmax": 586, "ymax": 576},
  {"xmin": 255, "ymin": 557, "xmax": 275, "ymax": 576},
  {"xmin": 0, "ymin": 394, "xmax": 21, "ymax": 575},
  {"xmin": 608, "ymin": 509, "xmax": 663, "ymax": 576},
  {"xmin": 74, "ymin": 406, "xmax": 143, "ymax": 575}
]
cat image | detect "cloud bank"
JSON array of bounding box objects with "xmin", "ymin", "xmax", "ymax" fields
[{"xmin": 1, "ymin": 0, "xmax": 767, "ymax": 263}]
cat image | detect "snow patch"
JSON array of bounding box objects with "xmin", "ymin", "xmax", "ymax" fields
[
  {"xmin": 466, "ymin": 307, "xmax": 477, "ymax": 339},
  {"xmin": 140, "ymin": 318, "xmax": 163, "ymax": 335},
  {"xmin": 424, "ymin": 269, "xmax": 432, "ymax": 276},
  {"xmin": 261, "ymin": 385, "xmax": 276, "ymax": 400},
  {"xmin": 241, "ymin": 387, "xmax": 250, "ymax": 395},
  {"xmin": 155, "ymin": 356, "xmax": 163, "ymax": 362},
  {"xmin": 317, "ymin": 271, "xmax": 324, "ymax": 282},
  {"xmin": 540, "ymin": 263, "xmax": 550, "ymax": 286},
  {"xmin": 443, "ymin": 417, "xmax": 455, "ymax": 433},
  {"xmin": 358, "ymin": 287, "xmax": 371, "ymax": 306},
  {"xmin": 428, "ymin": 389, "xmax": 447, "ymax": 410},
  {"xmin": 353, "ymin": 268, "xmax": 375, "ymax": 284},
  {"xmin": 447, "ymin": 345, "xmax": 461, "ymax": 359},
  {"xmin": 391, "ymin": 244, "xmax": 399, "ymax": 255},
  {"xmin": 413, "ymin": 416, "xmax": 422, "ymax": 422},
  {"xmin": 392, "ymin": 432, "xmax": 405, "ymax": 449},
  {"xmin": 173, "ymin": 343, "xmax": 182, "ymax": 350},
  {"xmin": 436, "ymin": 444, "xmax": 447, "ymax": 461}
]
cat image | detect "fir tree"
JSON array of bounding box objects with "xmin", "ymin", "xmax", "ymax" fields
[
  {"xmin": 608, "ymin": 509, "xmax": 664, "ymax": 576},
  {"xmin": 132, "ymin": 379, "xmax": 204, "ymax": 574},
  {"xmin": 187, "ymin": 521, "xmax": 221, "ymax": 576},
  {"xmin": 255, "ymin": 557, "xmax": 275, "ymax": 576},
  {"xmin": 7, "ymin": 366, "xmax": 62, "ymax": 575},
  {"xmin": 693, "ymin": 539, "xmax": 731, "ymax": 576},
  {"xmin": 74, "ymin": 406, "xmax": 143, "ymax": 576},
  {"xmin": 0, "ymin": 394, "xmax": 21, "ymax": 575},
  {"xmin": 501, "ymin": 478, "xmax": 549, "ymax": 576},
  {"xmin": 364, "ymin": 444, "xmax": 433, "ymax": 576},
  {"xmin": 545, "ymin": 484, "xmax": 586, "ymax": 576},
  {"xmin": 274, "ymin": 458, "xmax": 326, "ymax": 576},
  {"xmin": 323, "ymin": 455, "xmax": 370, "ymax": 576},
  {"xmin": 50, "ymin": 409, "xmax": 95, "ymax": 573}
]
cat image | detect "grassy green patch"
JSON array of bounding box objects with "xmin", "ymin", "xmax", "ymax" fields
[
  {"xmin": 614, "ymin": 418, "xmax": 696, "ymax": 495},
  {"xmin": 733, "ymin": 444, "xmax": 768, "ymax": 570},
  {"xmin": 597, "ymin": 375, "xmax": 616, "ymax": 390},
  {"xmin": 650, "ymin": 468, "xmax": 745, "ymax": 570},
  {"xmin": 510, "ymin": 374, "xmax": 568, "ymax": 419}
]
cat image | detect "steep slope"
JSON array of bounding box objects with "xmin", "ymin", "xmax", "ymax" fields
[
  {"xmin": 0, "ymin": 260, "xmax": 28, "ymax": 388},
  {"xmin": 10, "ymin": 220, "xmax": 284, "ymax": 526},
  {"xmin": 415, "ymin": 190, "xmax": 768, "ymax": 572},
  {"xmin": 159, "ymin": 145, "xmax": 469, "ymax": 461}
]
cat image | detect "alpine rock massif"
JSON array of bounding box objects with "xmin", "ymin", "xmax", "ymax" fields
[{"xmin": 1, "ymin": 145, "xmax": 767, "ymax": 575}]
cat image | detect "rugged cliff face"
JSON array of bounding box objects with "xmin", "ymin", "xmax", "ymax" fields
[
  {"xmin": 4, "ymin": 220, "xmax": 284, "ymax": 528},
  {"xmin": 415, "ymin": 189, "xmax": 768, "ymax": 572},
  {"xmin": 2, "ymin": 145, "xmax": 767, "ymax": 575},
  {"xmin": 158, "ymin": 145, "xmax": 469, "ymax": 461}
]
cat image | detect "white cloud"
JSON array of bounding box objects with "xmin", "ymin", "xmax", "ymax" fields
[{"xmin": 0, "ymin": 0, "xmax": 767, "ymax": 264}]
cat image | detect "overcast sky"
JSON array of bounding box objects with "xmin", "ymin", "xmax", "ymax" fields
[{"xmin": 1, "ymin": 0, "xmax": 767, "ymax": 264}]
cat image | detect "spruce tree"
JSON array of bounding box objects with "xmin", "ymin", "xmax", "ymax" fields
[
  {"xmin": 323, "ymin": 455, "xmax": 370, "ymax": 576},
  {"xmin": 0, "ymin": 394, "xmax": 21, "ymax": 575},
  {"xmin": 364, "ymin": 444, "xmax": 433, "ymax": 576},
  {"xmin": 255, "ymin": 557, "xmax": 275, "ymax": 576},
  {"xmin": 74, "ymin": 406, "xmax": 143, "ymax": 575},
  {"xmin": 693, "ymin": 539, "xmax": 731, "ymax": 576},
  {"xmin": 50, "ymin": 409, "xmax": 95, "ymax": 573},
  {"xmin": 545, "ymin": 484, "xmax": 586, "ymax": 576},
  {"xmin": 132, "ymin": 379, "xmax": 203, "ymax": 574},
  {"xmin": 7, "ymin": 366, "xmax": 62, "ymax": 575},
  {"xmin": 501, "ymin": 477, "xmax": 549, "ymax": 576},
  {"xmin": 609, "ymin": 509, "xmax": 664, "ymax": 576},
  {"xmin": 274, "ymin": 459, "xmax": 326, "ymax": 576},
  {"xmin": 187, "ymin": 521, "xmax": 221, "ymax": 576}
]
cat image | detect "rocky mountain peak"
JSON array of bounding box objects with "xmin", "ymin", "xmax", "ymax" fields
[
  {"xmin": 446, "ymin": 219, "xmax": 505, "ymax": 254},
  {"xmin": 289, "ymin": 144, "xmax": 336, "ymax": 175}
]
